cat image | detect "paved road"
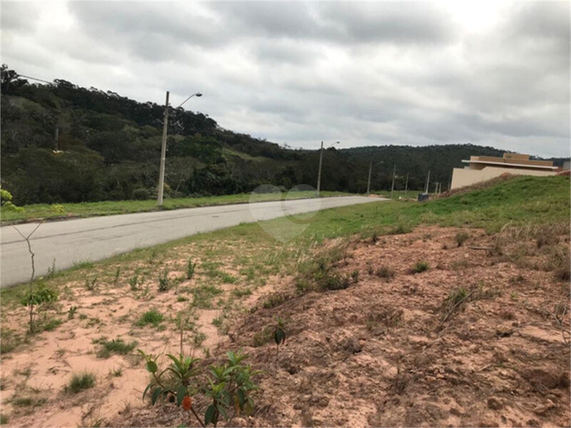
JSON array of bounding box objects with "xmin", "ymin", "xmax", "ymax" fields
[{"xmin": 1, "ymin": 196, "xmax": 383, "ymax": 288}]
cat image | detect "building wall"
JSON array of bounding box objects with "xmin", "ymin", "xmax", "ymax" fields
[{"xmin": 451, "ymin": 166, "xmax": 556, "ymax": 189}]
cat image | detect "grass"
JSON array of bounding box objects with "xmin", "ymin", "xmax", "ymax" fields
[
  {"xmin": 412, "ymin": 261, "xmax": 430, "ymax": 274},
  {"xmin": 1, "ymin": 191, "xmax": 351, "ymax": 223},
  {"xmin": 135, "ymin": 309, "xmax": 164, "ymax": 327},
  {"xmin": 66, "ymin": 372, "xmax": 96, "ymax": 393},
  {"xmin": 94, "ymin": 337, "xmax": 138, "ymax": 358}
]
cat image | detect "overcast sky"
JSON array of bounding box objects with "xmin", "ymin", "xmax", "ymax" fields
[{"xmin": 2, "ymin": 1, "xmax": 569, "ymax": 157}]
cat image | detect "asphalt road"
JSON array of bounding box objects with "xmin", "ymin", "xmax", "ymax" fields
[{"xmin": 0, "ymin": 196, "xmax": 383, "ymax": 288}]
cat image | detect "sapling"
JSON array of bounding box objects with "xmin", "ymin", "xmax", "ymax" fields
[
  {"xmin": 273, "ymin": 317, "xmax": 286, "ymax": 361},
  {"xmin": 12, "ymin": 222, "xmax": 43, "ymax": 333}
]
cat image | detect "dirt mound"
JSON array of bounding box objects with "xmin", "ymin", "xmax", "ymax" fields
[{"xmin": 116, "ymin": 225, "xmax": 570, "ymax": 427}]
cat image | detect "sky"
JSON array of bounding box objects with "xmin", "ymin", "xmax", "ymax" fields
[{"xmin": 1, "ymin": 0, "xmax": 570, "ymax": 157}]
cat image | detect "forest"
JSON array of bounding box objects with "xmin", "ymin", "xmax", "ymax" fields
[{"xmin": 2, "ymin": 65, "xmax": 565, "ymax": 205}]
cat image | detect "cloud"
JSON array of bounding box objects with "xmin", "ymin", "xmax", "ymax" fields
[{"xmin": 0, "ymin": 1, "xmax": 568, "ymax": 157}]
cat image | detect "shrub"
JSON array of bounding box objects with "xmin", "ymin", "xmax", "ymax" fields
[
  {"xmin": 66, "ymin": 372, "xmax": 96, "ymax": 393},
  {"xmin": 132, "ymin": 188, "xmax": 150, "ymax": 200}
]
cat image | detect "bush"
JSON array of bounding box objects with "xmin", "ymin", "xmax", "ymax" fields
[{"xmin": 132, "ymin": 188, "xmax": 150, "ymax": 200}]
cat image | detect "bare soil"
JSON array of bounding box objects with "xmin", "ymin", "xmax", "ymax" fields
[{"xmin": 1, "ymin": 225, "xmax": 569, "ymax": 427}]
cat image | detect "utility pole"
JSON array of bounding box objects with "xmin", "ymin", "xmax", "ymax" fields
[
  {"xmin": 157, "ymin": 91, "xmax": 170, "ymax": 206},
  {"xmin": 366, "ymin": 161, "xmax": 372, "ymax": 194},
  {"xmin": 316, "ymin": 141, "xmax": 324, "ymax": 195},
  {"xmin": 424, "ymin": 170, "xmax": 430, "ymax": 194},
  {"xmin": 390, "ymin": 164, "xmax": 396, "ymax": 199},
  {"xmin": 404, "ymin": 173, "xmax": 409, "ymax": 198}
]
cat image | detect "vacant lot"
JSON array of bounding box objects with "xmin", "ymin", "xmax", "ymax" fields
[{"xmin": 0, "ymin": 176, "xmax": 569, "ymax": 427}]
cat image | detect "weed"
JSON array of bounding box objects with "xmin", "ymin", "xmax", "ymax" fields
[
  {"xmin": 66, "ymin": 372, "xmax": 96, "ymax": 393},
  {"xmin": 68, "ymin": 306, "xmax": 78, "ymax": 319},
  {"xmin": 136, "ymin": 309, "xmax": 164, "ymax": 327},
  {"xmin": 350, "ymin": 269, "xmax": 360, "ymax": 283},
  {"xmin": 389, "ymin": 223, "xmax": 411, "ymax": 235},
  {"xmin": 191, "ymin": 285, "xmax": 223, "ymax": 309},
  {"xmin": 113, "ymin": 267, "xmax": 121, "ymax": 286},
  {"xmin": 38, "ymin": 317, "xmax": 63, "ymax": 332},
  {"xmin": 95, "ymin": 338, "xmax": 138, "ymax": 358},
  {"xmin": 129, "ymin": 275, "xmax": 141, "ymax": 291},
  {"xmin": 455, "ymin": 231, "xmax": 470, "ymax": 247},
  {"xmin": 158, "ymin": 269, "xmax": 171, "ymax": 292},
  {"xmin": 85, "ymin": 277, "xmax": 98, "ymax": 291},
  {"xmin": 412, "ymin": 261, "xmax": 430, "ymax": 274},
  {"xmin": 193, "ymin": 332, "xmax": 207, "ymax": 347},
  {"xmin": 79, "ymin": 313, "xmax": 88, "ymax": 320},
  {"xmin": 232, "ymin": 287, "xmax": 252, "ymax": 298},
  {"xmin": 366, "ymin": 308, "xmax": 403, "ymax": 332},
  {"xmin": 109, "ymin": 367, "xmax": 123, "ymax": 377},
  {"xmin": 253, "ymin": 326, "xmax": 273, "ymax": 347},
  {"xmin": 377, "ymin": 265, "xmax": 395, "ymax": 281},
  {"xmin": 47, "ymin": 259, "xmax": 56, "ymax": 278},
  {"xmin": 11, "ymin": 396, "xmax": 47, "ymax": 408},
  {"xmin": 262, "ymin": 292, "xmax": 288, "ymax": 309},
  {"xmin": 177, "ymin": 296, "xmax": 189, "ymax": 302},
  {"xmin": 186, "ymin": 258, "xmax": 196, "ymax": 280},
  {"xmin": 0, "ymin": 414, "xmax": 7, "ymax": 424}
]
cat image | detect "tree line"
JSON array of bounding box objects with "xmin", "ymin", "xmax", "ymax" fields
[{"xmin": 2, "ymin": 65, "xmax": 564, "ymax": 205}]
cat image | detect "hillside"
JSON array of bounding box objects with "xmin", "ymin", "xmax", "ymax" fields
[{"xmin": 1, "ymin": 65, "xmax": 567, "ymax": 205}]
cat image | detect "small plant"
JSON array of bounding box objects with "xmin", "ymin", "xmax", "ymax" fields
[
  {"xmin": 66, "ymin": 372, "xmax": 96, "ymax": 393},
  {"xmin": 253, "ymin": 326, "xmax": 273, "ymax": 347},
  {"xmin": 113, "ymin": 267, "xmax": 121, "ymax": 286},
  {"xmin": 109, "ymin": 367, "xmax": 123, "ymax": 377},
  {"xmin": 273, "ymin": 317, "xmax": 286, "ymax": 360},
  {"xmin": 350, "ymin": 270, "xmax": 360, "ymax": 283},
  {"xmin": 129, "ymin": 275, "xmax": 140, "ymax": 291},
  {"xmin": 68, "ymin": 306, "xmax": 78, "ymax": 319},
  {"xmin": 85, "ymin": 276, "xmax": 98, "ymax": 291},
  {"xmin": 186, "ymin": 258, "xmax": 196, "ymax": 280},
  {"xmin": 412, "ymin": 261, "xmax": 430, "ymax": 274},
  {"xmin": 455, "ymin": 231, "xmax": 470, "ymax": 247},
  {"xmin": 20, "ymin": 284, "xmax": 58, "ymax": 307},
  {"xmin": 193, "ymin": 332, "xmax": 207, "ymax": 347},
  {"xmin": 136, "ymin": 309, "xmax": 164, "ymax": 327},
  {"xmin": 50, "ymin": 204, "xmax": 65, "ymax": 214},
  {"xmin": 158, "ymin": 269, "xmax": 171, "ymax": 292},
  {"xmin": 377, "ymin": 265, "xmax": 395, "ymax": 281},
  {"xmin": 262, "ymin": 292, "xmax": 287, "ymax": 309},
  {"xmin": 47, "ymin": 259, "xmax": 57, "ymax": 277}
]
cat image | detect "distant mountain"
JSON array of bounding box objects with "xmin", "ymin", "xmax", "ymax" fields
[{"xmin": 1, "ymin": 65, "xmax": 565, "ymax": 205}]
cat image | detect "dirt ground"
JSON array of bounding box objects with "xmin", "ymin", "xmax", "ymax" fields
[{"xmin": 1, "ymin": 225, "xmax": 570, "ymax": 427}]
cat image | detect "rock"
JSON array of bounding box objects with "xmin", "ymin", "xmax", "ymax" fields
[
  {"xmin": 533, "ymin": 399, "xmax": 556, "ymax": 415},
  {"xmin": 337, "ymin": 335, "xmax": 362, "ymax": 354},
  {"xmin": 487, "ymin": 397, "xmax": 503, "ymax": 410}
]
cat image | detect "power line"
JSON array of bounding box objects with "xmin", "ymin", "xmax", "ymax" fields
[{"xmin": 16, "ymin": 73, "xmax": 53, "ymax": 85}]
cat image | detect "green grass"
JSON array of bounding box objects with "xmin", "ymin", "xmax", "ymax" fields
[
  {"xmin": 66, "ymin": 372, "xmax": 96, "ymax": 393},
  {"xmin": 1, "ymin": 191, "xmax": 351, "ymax": 223},
  {"xmin": 93, "ymin": 337, "xmax": 138, "ymax": 358},
  {"xmin": 135, "ymin": 309, "xmax": 164, "ymax": 327}
]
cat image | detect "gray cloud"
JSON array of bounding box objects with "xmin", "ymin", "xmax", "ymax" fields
[{"xmin": 1, "ymin": 1, "xmax": 569, "ymax": 157}]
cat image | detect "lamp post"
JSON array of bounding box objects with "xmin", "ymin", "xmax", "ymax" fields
[
  {"xmin": 316, "ymin": 141, "xmax": 339, "ymax": 195},
  {"xmin": 157, "ymin": 91, "xmax": 202, "ymax": 206}
]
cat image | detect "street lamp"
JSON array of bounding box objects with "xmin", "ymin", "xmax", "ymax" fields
[
  {"xmin": 157, "ymin": 91, "xmax": 202, "ymax": 206},
  {"xmin": 316, "ymin": 141, "xmax": 339, "ymax": 195}
]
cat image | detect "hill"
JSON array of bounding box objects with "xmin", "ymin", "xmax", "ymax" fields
[{"xmin": 1, "ymin": 65, "xmax": 567, "ymax": 205}]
